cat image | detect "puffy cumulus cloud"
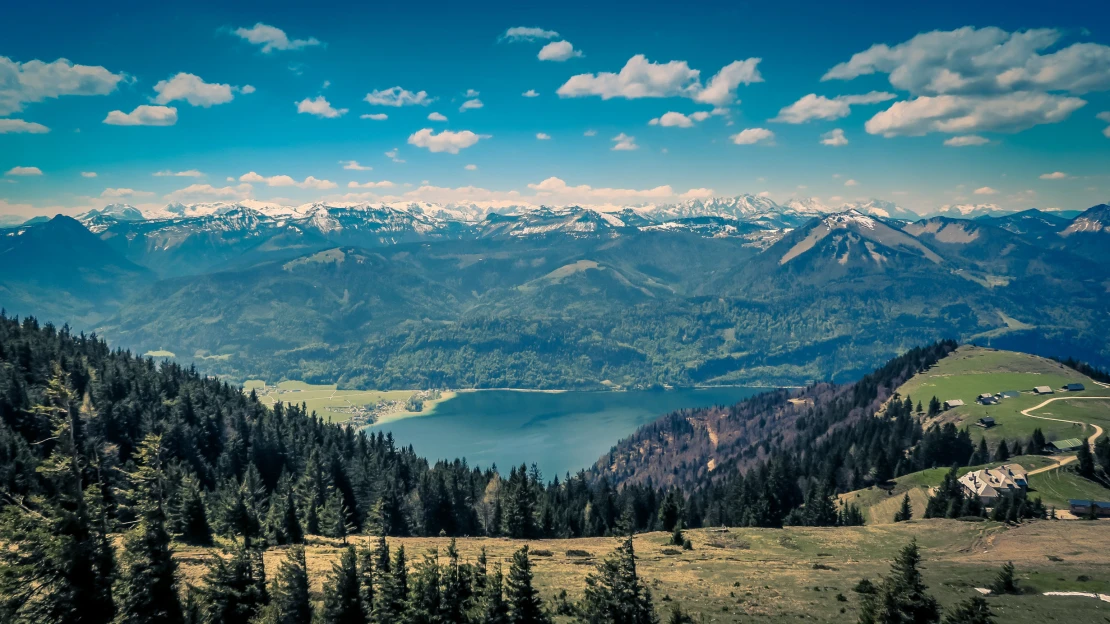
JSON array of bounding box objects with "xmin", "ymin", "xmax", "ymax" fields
[
  {"xmin": 347, "ymin": 180, "xmax": 395, "ymax": 189},
  {"xmin": 943, "ymin": 135, "xmax": 990, "ymax": 146},
  {"xmin": 864, "ymin": 92, "xmax": 1085, "ymax": 137},
  {"xmin": 295, "ymin": 96, "xmax": 347, "ymax": 118},
  {"xmin": 649, "ymin": 112, "xmax": 695, "ymax": 127},
  {"xmin": 0, "ymin": 56, "xmax": 127, "ymax": 116},
  {"xmin": 238, "ymin": 172, "xmax": 337, "ymax": 189},
  {"xmin": 232, "ymin": 23, "xmax": 321, "ymax": 53},
  {"xmin": 538, "ymin": 41, "xmax": 583, "ymax": 62},
  {"xmin": 464, "ymin": 89, "xmax": 480, "ymax": 98},
  {"xmin": 80, "ymin": 172, "xmax": 97, "ymax": 178},
  {"xmin": 557, "ymin": 54, "xmax": 761, "ymax": 106},
  {"xmin": 820, "ymin": 128, "xmax": 849, "ymax": 146},
  {"xmin": 680, "ymin": 188, "xmax": 715, "ymax": 200},
  {"xmin": 844, "ymin": 178, "xmax": 859, "ymax": 187},
  {"xmin": 694, "ymin": 59, "xmax": 764, "ymax": 106},
  {"xmin": 772, "ymin": 91, "xmax": 896, "ymax": 123},
  {"xmin": 340, "ymin": 160, "xmax": 372, "ymax": 171},
  {"xmin": 104, "ymin": 105, "xmax": 178, "ymax": 126},
  {"xmin": 407, "ymin": 128, "xmax": 489, "ymax": 153},
  {"xmin": 522, "ymin": 89, "xmax": 539, "ymax": 97},
  {"xmin": 536, "ymin": 132, "xmax": 551, "ymax": 140},
  {"xmin": 610, "ymin": 133, "xmax": 638, "ymax": 150},
  {"xmin": 465, "ymin": 164, "xmax": 478, "ymax": 170},
  {"xmin": 823, "ymin": 27, "xmax": 1110, "ymax": 96},
  {"xmin": 164, "ymin": 183, "xmax": 253, "ymax": 202},
  {"xmin": 153, "ymin": 73, "xmax": 230, "ymax": 107},
  {"xmin": 527, "ymin": 176, "xmax": 675, "ymax": 205},
  {"xmin": 100, "ymin": 188, "xmax": 153, "ymax": 198},
  {"xmin": 5, "ymin": 166, "xmax": 43, "ymax": 176},
  {"xmin": 361, "ymin": 113, "xmax": 388, "ymax": 120},
  {"xmin": 459, "ymin": 99, "xmax": 483, "ymax": 112},
  {"xmin": 153, "ymin": 169, "xmax": 203, "ymax": 177},
  {"xmin": 1039, "ymin": 171, "xmax": 1069, "ymax": 179},
  {"xmin": 730, "ymin": 128, "xmax": 774, "ymax": 144},
  {"xmin": 427, "ymin": 112, "xmax": 447, "ymax": 121},
  {"xmin": 0, "ymin": 119, "xmax": 49, "ymax": 133},
  {"xmin": 974, "ymin": 186, "xmax": 998, "ymax": 195},
  {"xmin": 501, "ymin": 27, "xmax": 559, "ymax": 42},
  {"xmin": 1099, "ymin": 111, "xmax": 1110, "ymax": 137},
  {"xmin": 365, "ymin": 86, "xmax": 431, "ymax": 107}
]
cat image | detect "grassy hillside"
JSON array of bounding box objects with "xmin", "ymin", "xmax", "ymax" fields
[
  {"xmin": 1028, "ymin": 468, "xmax": 1110, "ymax": 510},
  {"xmin": 897, "ymin": 346, "xmax": 1108, "ymax": 444},
  {"xmin": 174, "ymin": 521, "xmax": 1110, "ymax": 624}
]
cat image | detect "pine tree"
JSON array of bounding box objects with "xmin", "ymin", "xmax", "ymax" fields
[
  {"xmin": 893, "ymin": 493, "xmax": 913, "ymax": 523},
  {"xmin": 319, "ymin": 545, "xmax": 365, "ymax": 624},
  {"xmin": 505, "ymin": 546, "xmax": 551, "ymax": 624},
  {"xmin": 665, "ymin": 605, "xmax": 696, "ymax": 624},
  {"xmin": 406, "ymin": 549, "xmax": 443, "ymax": 624},
  {"xmin": 971, "ymin": 438, "xmax": 989, "ymax": 466},
  {"xmin": 1077, "ymin": 440, "xmax": 1096, "ymax": 478},
  {"xmin": 928, "ymin": 396, "xmax": 941, "ymax": 416},
  {"xmin": 1031, "ymin": 429, "xmax": 1047, "ymax": 455},
  {"xmin": 942, "ymin": 595, "xmax": 995, "ymax": 624},
  {"xmin": 198, "ymin": 545, "xmax": 268, "ymax": 623},
  {"xmin": 0, "ymin": 365, "xmax": 116, "ymax": 624},
  {"xmin": 255, "ymin": 545, "xmax": 312, "ymax": 624},
  {"xmin": 113, "ymin": 434, "xmax": 185, "ymax": 624},
  {"xmin": 858, "ymin": 540, "xmax": 940, "ymax": 624},
  {"xmin": 442, "ymin": 538, "xmax": 472, "ymax": 623},
  {"xmin": 174, "ymin": 474, "xmax": 212, "ymax": 545},
  {"xmin": 989, "ymin": 561, "xmax": 1018, "ymax": 595},
  {"xmin": 357, "ymin": 542, "xmax": 376, "ymax": 618},
  {"xmin": 670, "ymin": 519, "xmax": 685, "ymax": 546},
  {"xmin": 994, "ymin": 440, "xmax": 1010, "ymax": 462},
  {"xmin": 479, "ymin": 562, "xmax": 510, "ymax": 624},
  {"xmin": 580, "ymin": 528, "xmax": 658, "ymax": 624},
  {"xmin": 319, "ymin": 487, "xmax": 350, "ymax": 543}
]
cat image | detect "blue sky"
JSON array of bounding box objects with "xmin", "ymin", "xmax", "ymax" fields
[{"xmin": 2, "ymin": 0, "xmax": 1109, "ymax": 217}]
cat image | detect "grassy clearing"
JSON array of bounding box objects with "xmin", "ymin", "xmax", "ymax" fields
[
  {"xmin": 1028, "ymin": 468, "xmax": 1110, "ymax": 510},
  {"xmin": 896, "ymin": 346, "xmax": 1109, "ymax": 445},
  {"xmin": 243, "ymin": 379, "xmax": 455, "ymax": 424},
  {"xmin": 173, "ymin": 520, "xmax": 1110, "ymax": 624}
]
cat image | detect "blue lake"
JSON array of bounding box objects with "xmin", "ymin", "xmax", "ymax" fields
[{"xmin": 368, "ymin": 387, "xmax": 764, "ymax": 478}]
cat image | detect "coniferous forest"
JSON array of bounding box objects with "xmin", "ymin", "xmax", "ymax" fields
[{"xmin": 0, "ymin": 315, "xmax": 1055, "ymax": 622}]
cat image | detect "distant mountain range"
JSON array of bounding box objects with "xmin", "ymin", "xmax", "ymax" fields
[{"xmin": 2, "ymin": 200, "xmax": 1108, "ymax": 390}]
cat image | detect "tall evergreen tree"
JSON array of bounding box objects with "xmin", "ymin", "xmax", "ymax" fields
[
  {"xmin": 580, "ymin": 527, "xmax": 658, "ymax": 624},
  {"xmin": 1076, "ymin": 440, "xmax": 1096, "ymax": 479},
  {"xmin": 113, "ymin": 434, "xmax": 185, "ymax": 624},
  {"xmin": 478, "ymin": 562, "xmax": 510, "ymax": 624},
  {"xmin": 942, "ymin": 596, "xmax": 995, "ymax": 624},
  {"xmin": 319, "ymin": 545, "xmax": 365, "ymax": 624},
  {"xmin": 505, "ymin": 546, "xmax": 550, "ymax": 624},
  {"xmin": 198, "ymin": 545, "xmax": 268, "ymax": 624},
  {"xmin": 989, "ymin": 561, "xmax": 1018, "ymax": 595},
  {"xmin": 858, "ymin": 540, "xmax": 940, "ymax": 624},
  {"xmin": 255, "ymin": 545, "xmax": 312, "ymax": 624},
  {"xmin": 893, "ymin": 493, "xmax": 913, "ymax": 523},
  {"xmin": 173, "ymin": 473, "xmax": 212, "ymax": 545},
  {"xmin": 406, "ymin": 549, "xmax": 443, "ymax": 624}
]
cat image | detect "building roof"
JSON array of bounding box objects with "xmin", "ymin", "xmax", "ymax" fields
[
  {"xmin": 1052, "ymin": 438, "xmax": 1084, "ymax": 449},
  {"xmin": 1068, "ymin": 500, "xmax": 1110, "ymax": 509},
  {"xmin": 945, "ymin": 399, "xmax": 964, "ymax": 406},
  {"xmin": 1000, "ymin": 391, "xmax": 1020, "ymax": 398},
  {"xmin": 1034, "ymin": 386, "xmax": 1053, "ymax": 393},
  {"xmin": 978, "ymin": 393, "xmax": 994, "ymax": 399},
  {"xmin": 979, "ymin": 416, "xmax": 995, "ymax": 423},
  {"xmin": 959, "ymin": 464, "xmax": 1028, "ymax": 499},
  {"xmin": 1066, "ymin": 383, "xmax": 1085, "ymax": 391}
]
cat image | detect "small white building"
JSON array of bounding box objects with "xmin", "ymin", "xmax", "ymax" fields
[
  {"xmin": 944, "ymin": 399, "xmax": 965, "ymax": 410},
  {"xmin": 1033, "ymin": 386, "xmax": 1054, "ymax": 395},
  {"xmin": 958, "ymin": 464, "xmax": 1028, "ymax": 505}
]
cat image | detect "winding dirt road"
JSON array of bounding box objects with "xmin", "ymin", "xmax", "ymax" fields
[{"xmin": 1020, "ymin": 395, "xmax": 1107, "ymax": 475}]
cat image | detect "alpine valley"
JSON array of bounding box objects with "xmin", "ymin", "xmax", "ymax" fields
[{"xmin": 3, "ymin": 196, "xmax": 1108, "ymax": 390}]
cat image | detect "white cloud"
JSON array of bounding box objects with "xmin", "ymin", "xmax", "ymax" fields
[
  {"xmin": 680, "ymin": 188, "xmax": 715, "ymax": 200},
  {"xmin": 536, "ymin": 132, "xmax": 551, "ymax": 140},
  {"xmin": 407, "ymin": 128, "xmax": 489, "ymax": 153},
  {"xmin": 153, "ymin": 73, "xmax": 240, "ymax": 107},
  {"xmin": 758, "ymin": 191, "xmax": 772, "ymax": 198},
  {"xmin": 240, "ymin": 85, "xmax": 256, "ymax": 94},
  {"xmin": 81, "ymin": 171, "xmax": 97, "ymax": 178},
  {"xmin": 5, "ymin": 166, "xmax": 43, "ymax": 176},
  {"xmin": 153, "ymin": 169, "xmax": 203, "ymax": 177},
  {"xmin": 365, "ymin": 87, "xmax": 431, "ymax": 107},
  {"xmin": 730, "ymin": 128, "xmax": 774, "ymax": 144},
  {"xmin": 538, "ymin": 41, "xmax": 583, "ymax": 62},
  {"xmin": 385, "ymin": 148, "xmax": 405, "ymax": 163},
  {"xmin": 528, "ymin": 176, "xmax": 673, "ymax": 203},
  {"xmin": 0, "ymin": 56, "xmax": 126, "ymax": 116},
  {"xmin": 103, "ymin": 105, "xmax": 178, "ymax": 126},
  {"xmin": 823, "ymin": 27, "xmax": 1110, "ymax": 96},
  {"xmin": 974, "ymin": 186, "xmax": 999, "ymax": 195},
  {"xmin": 772, "ymin": 91, "xmax": 896, "ymax": 123},
  {"xmin": 557, "ymin": 54, "xmax": 761, "ymax": 106},
  {"xmin": 943, "ymin": 135, "xmax": 990, "ymax": 146},
  {"xmin": 347, "ymin": 180, "xmax": 395, "ymax": 189},
  {"xmin": 295, "ymin": 96, "xmax": 347, "ymax": 118},
  {"xmin": 464, "ymin": 89, "xmax": 480, "ymax": 98},
  {"xmin": 0, "ymin": 119, "xmax": 49, "ymax": 133},
  {"xmin": 694, "ymin": 59, "xmax": 764, "ymax": 106},
  {"xmin": 864, "ymin": 92, "xmax": 1085, "ymax": 137},
  {"xmin": 611, "ymin": 133, "xmax": 638, "ymax": 151},
  {"xmin": 583, "ymin": 129, "xmax": 597, "ymax": 136},
  {"xmin": 649, "ymin": 112, "xmax": 695, "ymax": 128},
  {"xmin": 844, "ymin": 179, "xmax": 859, "ymax": 187},
  {"xmin": 340, "ymin": 160, "xmax": 372, "ymax": 171},
  {"xmin": 1039, "ymin": 171, "xmax": 1068, "ymax": 180},
  {"xmin": 522, "ymin": 89, "xmax": 539, "ymax": 97},
  {"xmin": 465, "ymin": 164, "xmax": 478, "ymax": 170},
  {"xmin": 238, "ymin": 172, "xmax": 337, "ymax": 189},
  {"xmin": 361, "ymin": 113, "xmax": 388, "ymax": 120},
  {"xmin": 232, "ymin": 23, "xmax": 321, "ymax": 53},
  {"xmin": 459, "ymin": 99, "xmax": 483, "ymax": 112},
  {"xmin": 820, "ymin": 128, "xmax": 849, "ymax": 146},
  {"xmin": 501, "ymin": 27, "xmax": 559, "ymax": 42},
  {"xmin": 1099, "ymin": 111, "xmax": 1110, "ymax": 138},
  {"xmin": 427, "ymin": 112, "xmax": 447, "ymax": 121},
  {"xmin": 101, "ymin": 188, "xmax": 153, "ymax": 198},
  {"xmin": 164, "ymin": 183, "xmax": 252, "ymax": 202}
]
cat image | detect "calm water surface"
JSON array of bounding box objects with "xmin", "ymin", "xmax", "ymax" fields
[{"xmin": 368, "ymin": 387, "xmax": 763, "ymax": 478}]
